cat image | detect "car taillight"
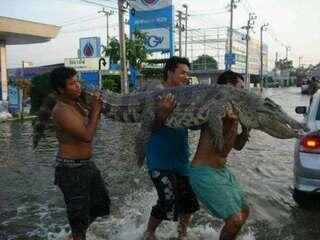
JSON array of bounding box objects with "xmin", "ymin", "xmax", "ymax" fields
[{"xmin": 300, "ymin": 134, "xmax": 320, "ymax": 153}]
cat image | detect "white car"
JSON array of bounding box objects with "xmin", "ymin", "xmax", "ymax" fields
[{"xmin": 294, "ymin": 90, "xmax": 320, "ymax": 207}]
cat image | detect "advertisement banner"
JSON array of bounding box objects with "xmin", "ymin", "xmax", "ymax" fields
[
  {"xmin": 129, "ymin": 0, "xmax": 174, "ymax": 55},
  {"xmin": 8, "ymin": 85, "xmax": 20, "ymax": 113},
  {"xmin": 79, "ymin": 37, "xmax": 101, "ymax": 58}
]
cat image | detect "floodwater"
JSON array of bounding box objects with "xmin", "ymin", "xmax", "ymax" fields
[{"xmin": 1, "ymin": 87, "xmax": 320, "ymax": 240}]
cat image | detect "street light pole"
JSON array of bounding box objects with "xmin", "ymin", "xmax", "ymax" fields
[
  {"xmin": 228, "ymin": 0, "xmax": 240, "ymax": 70},
  {"xmin": 177, "ymin": 10, "xmax": 183, "ymax": 57},
  {"xmin": 260, "ymin": 23, "xmax": 269, "ymax": 91},
  {"xmin": 182, "ymin": 4, "xmax": 188, "ymax": 58},
  {"xmin": 118, "ymin": 0, "xmax": 128, "ymax": 94},
  {"xmin": 242, "ymin": 13, "xmax": 256, "ymax": 90},
  {"xmin": 98, "ymin": 8, "xmax": 114, "ymax": 46}
]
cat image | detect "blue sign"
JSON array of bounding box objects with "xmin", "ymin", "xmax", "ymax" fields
[
  {"xmin": 225, "ymin": 53, "xmax": 236, "ymax": 65},
  {"xmin": 80, "ymin": 71, "xmax": 100, "ymax": 88},
  {"xmin": 79, "ymin": 37, "xmax": 101, "ymax": 58},
  {"xmin": 8, "ymin": 85, "xmax": 20, "ymax": 113},
  {"xmin": 129, "ymin": 3, "xmax": 174, "ymax": 56}
]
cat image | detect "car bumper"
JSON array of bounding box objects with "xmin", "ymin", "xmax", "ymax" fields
[{"xmin": 294, "ymin": 175, "xmax": 320, "ymax": 192}]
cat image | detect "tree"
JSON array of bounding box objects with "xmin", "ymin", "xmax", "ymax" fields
[
  {"xmin": 192, "ymin": 55, "xmax": 218, "ymax": 70},
  {"xmin": 102, "ymin": 30, "xmax": 151, "ymax": 72},
  {"xmin": 102, "ymin": 37, "xmax": 120, "ymax": 64},
  {"xmin": 30, "ymin": 73, "xmax": 53, "ymax": 114},
  {"xmin": 275, "ymin": 58, "xmax": 294, "ymax": 70}
]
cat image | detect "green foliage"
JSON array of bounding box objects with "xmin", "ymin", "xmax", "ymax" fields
[
  {"xmin": 102, "ymin": 75, "xmax": 121, "ymax": 92},
  {"xmin": 30, "ymin": 73, "xmax": 54, "ymax": 114},
  {"xmin": 102, "ymin": 30, "xmax": 151, "ymax": 71},
  {"xmin": 192, "ymin": 54, "xmax": 218, "ymax": 70},
  {"xmin": 275, "ymin": 58, "xmax": 294, "ymax": 70},
  {"xmin": 102, "ymin": 37, "xmax": 120, "ymax": 64},
  {"xmin": 140, "ymin": 67, "xmax": 163, "ymax": 79}
]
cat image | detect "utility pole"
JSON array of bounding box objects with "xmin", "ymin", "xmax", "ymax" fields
[
  {"xmin": 242, "ymin": 12, "xmax": 256, "ymax": 90},
  {"xmin": 260, "ymin": 23, "xmax": 268, "ymax": 91},
  {"xmin": 228, "ymin": 0, "xmax": 240, "ymax": 70},
  {"xmin": 118, "ymin": 0, "xmax": 128, "ymax": 94},
  {"xmin": 299, "ymin": 56, "xmax": 303, "ymax": 68},
  {"xmin": 285, "ymin": 45, "xmax": 291, "ymax": 60},
  {"xmin": 98, "ymin": 8, "xmax": 114, "ymax": 46},
  {"xmin": 176, "ymin": 10, "xmax": 184, "ymax": 57},
  {"xmin": 182, "ymin": 4, "xmax": 188, "ymax": 58}
]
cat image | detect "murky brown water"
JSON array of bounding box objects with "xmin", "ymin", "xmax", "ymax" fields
[{"xmin": 1, "ymin": 87, "xmax": 319, "ymax": 240}]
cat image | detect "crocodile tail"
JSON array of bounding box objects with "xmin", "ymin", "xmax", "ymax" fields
[{"xmin": 32, "ymin": 93, "xmax": 58, "ymax": 149}]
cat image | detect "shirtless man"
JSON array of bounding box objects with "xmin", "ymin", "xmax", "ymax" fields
[
  {"xmin": 51, "ymin": 67, "xmax": 110, "ymax": 240},
  {"xmin": 189, "ymin": 70, "xmax": 250, "ymax": 240}
]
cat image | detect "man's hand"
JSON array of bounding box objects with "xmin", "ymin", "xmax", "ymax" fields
[
  {"xmin": 152, "ymin": 93, "xmax": 177, "ymax": 130},
  {"xmin": 224, "ymin": 104, "xmax": 238, "ymax": 120},
  {"xmin": 91, "ymin": 91, "xmax": 103, "ymax": 115},
  {"xmin": 158, "ymin": 93, "xmax": 177, "ymax": 120}
]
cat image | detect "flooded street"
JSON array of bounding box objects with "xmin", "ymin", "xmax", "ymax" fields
[{"xmin": 1, "ymin": 87, "xmax": 320, "ymax": 240}]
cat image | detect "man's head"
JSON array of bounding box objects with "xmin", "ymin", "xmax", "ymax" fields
[
  {"xmin": 50, "ymin": 67, "xmax": 81, "ymax": 99},
  {"xmin": 217, "ymin": 70, "xmax": 244, "ymax": 88},
  {"xmin": 164, "ymin": 56, "xmax": 190, "ymax": 87}
]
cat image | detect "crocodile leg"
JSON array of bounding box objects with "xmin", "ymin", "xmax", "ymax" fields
[{"xmin": 135, "ymin": 108, "xmax": 155, "ymax": 167}]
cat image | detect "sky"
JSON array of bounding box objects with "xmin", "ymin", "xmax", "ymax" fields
[{"xmin": 1, "ymin": 0, "xmax": 320, "ymax": 69}]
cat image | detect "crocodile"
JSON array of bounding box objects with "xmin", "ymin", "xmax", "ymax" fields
[
  {"xmin": 95, "ymin": 84, "xmax": 309, "ymax": 167},
  {"xmin": 33, "ymin": 84, "xmax": 308, "ymax": 167}
]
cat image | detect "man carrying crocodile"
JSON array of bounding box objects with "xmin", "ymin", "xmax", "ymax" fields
[
  {"xmin": 143, "ymin": 56, "xmax": 199, "ymax": 240},
  {"xmin": 189, "ymin": 70, "xmax": 250, "ymax": 240}
]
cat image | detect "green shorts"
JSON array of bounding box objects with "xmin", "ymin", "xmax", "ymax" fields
[{"xmin": 189, "ymin": 165, "xmax": 247, "ymax": 220}]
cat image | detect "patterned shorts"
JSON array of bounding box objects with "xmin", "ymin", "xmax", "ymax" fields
[{"xmin": 149, "ymin": 170, "xmax": 199, "ymax": 221}]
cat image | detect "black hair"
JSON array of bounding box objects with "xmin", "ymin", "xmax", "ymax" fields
[
  {"xmin": 217, "ymin": 70, "xmax": 244, "ymax": 86},
  {"xmin": 50, "ymin": 67, "xmax": 77, "ymax": 93},
  {"xmin": 164, "ymin": 56, "xmax": 191, "ymax": 81}
]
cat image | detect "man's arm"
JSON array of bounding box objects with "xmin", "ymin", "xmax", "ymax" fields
[{"xmin": 233, "ymin": 125, "xmax": 250, "ymax": 151}]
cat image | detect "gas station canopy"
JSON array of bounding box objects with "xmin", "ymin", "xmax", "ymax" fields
[{"xmin": 0, "ymin": 16, "xmax": 60, "ymax": 45}]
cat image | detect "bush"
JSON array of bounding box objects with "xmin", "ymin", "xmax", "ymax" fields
[{"xmin": 102, "ymin": 75, "xmax": 121, "ymax": 92}]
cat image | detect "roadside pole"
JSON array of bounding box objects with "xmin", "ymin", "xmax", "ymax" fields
[
  {"xmin": 242, "ymin": 13, "xmax": 256, "ymax": 90},
  {"xmin": 260, "ymin": 23, "xmax": 268, "ymax": 92},
  {"xmin": 118, "ymin": 0, "xmax": 129, "ymax": 94}
]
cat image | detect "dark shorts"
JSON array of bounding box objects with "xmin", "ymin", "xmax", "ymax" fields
[
  {"xmin": 149, "ymin": 170, "xmax": 199, "ymax": 221},
  {"xmin": 54, "ymin": 161, "xmax": 110, "ymax": 235}
]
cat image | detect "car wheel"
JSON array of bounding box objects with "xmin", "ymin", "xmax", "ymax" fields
[{"xmin": 293, "ymin": 188, "xmax": 320, "ymax": 210}]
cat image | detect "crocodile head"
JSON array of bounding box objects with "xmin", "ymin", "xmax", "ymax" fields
[{"xmin": 238, "ymin": 96, "xmax": 309, "ymax": 138}]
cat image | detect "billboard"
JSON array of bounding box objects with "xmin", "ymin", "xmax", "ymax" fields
[
  {"xmin": 226, "ymin": 29, "xmax": 268, "ymax": 74},
  {"xmin": 129, "ymin": 0, "xmax": 174, "ymax": 55},
  {"xmin": 8, "ymin": 85, "xmax": 20, "ymax": 113},
  {"xmin": 79, "ymin": 37, "xmax": 101, "ymax": 58}
]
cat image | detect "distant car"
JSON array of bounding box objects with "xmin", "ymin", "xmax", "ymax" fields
[
  {"xmin": 301, "ymin": 79, "xmax": 309, "ymax": 94},
  {"xmin": 293, "ymin": 89, "xmax": 320, "ymax": 207}
]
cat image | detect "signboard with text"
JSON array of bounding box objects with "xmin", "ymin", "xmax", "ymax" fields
[
  {"xmin": 129, "ymin": 0, "xmax": 174, "ymax": 55},
  {"xmin": 64, "ymin": 58, "xmax": 109, "ymax": 71}
]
